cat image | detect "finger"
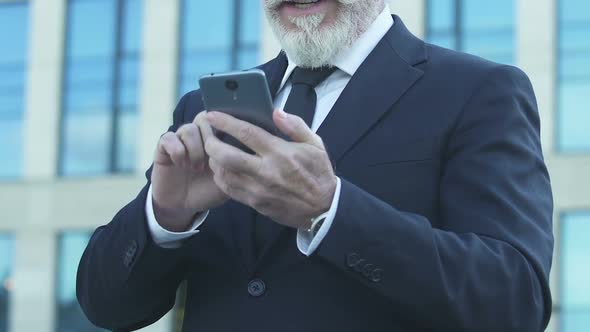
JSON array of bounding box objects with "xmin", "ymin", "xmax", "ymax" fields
[
  {"xmin": 205, "ymin": 134, "xmax": 262, "ymax": 176},
  {"xmin": 206, "ymin": 111, "xmax": 277, "ymax": 154},
  {"xmin": 176, "ymin": 123, "xmax": 206, "ymax": 171},
  {"xmin": 210, "ymin": 161, "xmax": 252, "ymax": 203},
  {"xmin": 195, "ymin": 111, "xmax": 215, "ymax": 145},
  {"xmin": 157, "ymin": 132, "xmax": 187, "ymax": 166},
  {"xmin": 273, "ymin": 109, "xmax": 323, "ymax": 148}
]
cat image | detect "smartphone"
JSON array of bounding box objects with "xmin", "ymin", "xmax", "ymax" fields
[{"xmin": 199, "ymin": 69, "xmax": 277, "ymax": 153}]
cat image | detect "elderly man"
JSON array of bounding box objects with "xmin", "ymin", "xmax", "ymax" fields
[{"xmin": 77, "ymin": 0, "xmax": 554, "ymax": 331}]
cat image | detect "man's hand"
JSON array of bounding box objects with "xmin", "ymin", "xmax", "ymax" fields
[
  {"xmin": 202, "ymin": 109, "xmax": 337, "ymax": 230},
  {"xmin": 151, "ymin": 112, "xmax": 228, "ymax": 232}
]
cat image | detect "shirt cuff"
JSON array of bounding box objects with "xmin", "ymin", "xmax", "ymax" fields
[
  {"xmin": 297, "ymin": 177, "xmax": 341, "ymax": 256},
  {"xmin": 145, "ymin": 184, "xmax": 209, "ymax": 249}
]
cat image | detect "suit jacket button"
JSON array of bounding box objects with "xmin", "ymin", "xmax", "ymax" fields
[
  {"xmin": 248, "ymin": 279, "xmax": 266, "ymax": 297},
  {"xmin": 123, "ymin": 240, "xmax": 138, "ymax": 268},
  {"xmin": 370, "ymin": 268, "xmax": 384, "ymax": 283},
  {"xmin": 362, "ymin": 264, "xmax": 375, "ymax": 277},
  {"xmin": 354, "ymin": 259, "xmax": 367, "ymax": 272},
  {"xmin": 346, "ymin": 253, "xmax": 361, "ymax": 267}
]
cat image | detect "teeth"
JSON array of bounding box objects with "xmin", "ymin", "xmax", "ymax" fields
[
  {"xmin": 294, "ymin": 3, "xmax": 314, "ymax": 8},
  {"xmin": 287, "ymin": 0, "xmax": 319, "ymax": 4},
  {"xmin": 283, "ymin": 0, "xmax": 320, "ymax": 9}
]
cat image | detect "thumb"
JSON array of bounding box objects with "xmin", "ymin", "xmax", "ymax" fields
[{"xmin": 273, "ymin": 109, "xmax": 323, "ymax": 147}]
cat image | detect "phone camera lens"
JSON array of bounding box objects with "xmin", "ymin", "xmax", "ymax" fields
[{"xmin": 225, "ymin": 80, "xmax": 239, "ymax": 91}]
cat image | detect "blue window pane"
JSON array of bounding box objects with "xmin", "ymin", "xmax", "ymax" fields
[
  {"xmin": 428, "ymin": 34, "xmax": 455, "ymax": 50},
  {"xmin": 61, "ymin": 111, "xmax": 112, "ymax": 175},
  {"xmin": 180, "ymin": 51, "xmax": 231, "ymax": 94},
  {"xmin": 123, "ymin": 0, "xmax": 142, "ymax": 54},
  {"xmin": 118, "ymin": 81, "xmax": 139, "ymax": 109},
  {"xmin": 239, "ymin": 48, "xmax": 259, "ymax": 70},
  {"xmin": 463, "ymin": 0, "xmax": 514, "ymax": 64},
  {"xmin": 428, "ymin": 0, "xmax": 454, "ymax": 32},
  {"xmin": 560, "ymin": 52, "xmax": 590, "ymax": 81},
  {"xmin": 116, "ymin": 108, "xmax": 138, "ymax": 172},
  {"xmin": 66, "ymin": 59, "xmax": 114, "ymax": 86},
  {"xmin": 179, "ymin": 0, "xmax": 261, "ymax": 97},
  {"xmin": 240, "ymin": 0, "xmax": 261, "ymax": 46},
  {"xmin": 0, "ymin": 119, "xmax": 25, "ymax": 179},
  {"xmin": 62, "ymin": 0, "xmax": 143, "ymax": 176},
  {"xmin": 57, "ymin": 232, "xmax": 106, "ymax": 332},
  {"xmin": 427, "ymin": 0, "xmax": 514, "ymax": 64},
  {"xmin": 0, "ymin": 66, "xmax": 26, "ymax": 91},
  {"xmin": 0, "ymin": 235, "xmax": 15, "ymax": 332},
  {"xmin": 67, "ymin": 0, "xmax": 116, "ymax": 58},
  {"xmin": 183, "ymin": 0, "xmax": 232, "ymax": 50},
  {"xmin": 0, "ymin": 3, "xmax": 29, "ymax": 179},
  {"xmin": 239, "ymin": 0, "xmax": 261, "ymax": 68},
  {"xmin": 558, "ymin": 0, "xmax": 590, "ymax": 151},
  {"xmin": 0, "ymin": 6, "xmax": 29, "ymax": 63},
  {"xmin": 561, "ymin": 212, "xmax": 590, "ymax": 332},
  {"xmin": 119, "ymin": 58, "xmax": 140, "ymax": 88},
  {"xmin": 561, "ymin": 0, "xmax": 590, "ymax": 22},
  {"xmin": 65, "ymin": 81, "xmax": 113, "ymax": 111},
  {"xmin": 558, "ymin": 83, "xmax": 590, "ymax": 151},
  {"xmin": 563, "ymin": 311, "xmax": 590, "ymax": 332}
]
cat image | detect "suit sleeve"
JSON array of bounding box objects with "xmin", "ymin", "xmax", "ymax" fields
[
  {"xmin": 316, "ymin": 66, "xmax": 554, "ymax": 331},
  {"xmin": 76, "ymin": 92, "xmax": 193, "ymax": 331}
]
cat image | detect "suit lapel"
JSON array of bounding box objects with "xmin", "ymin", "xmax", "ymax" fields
[
  {"xmin": 265, "ymin": 51, "xmax": 289, "ymax": 99},
  {"xmin": 317, "ymin": 16, "xmax": 427, "ymax": 166}
]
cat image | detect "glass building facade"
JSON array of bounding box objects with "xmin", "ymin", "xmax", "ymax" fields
[
  {"xmin": 426, "ymin": 0, "xmax": 515, "ymax": 64},
  {"xmin": 557, "ymin": 0, "xmax": 590, "ymax": 152},
  {"xmin": 0, "ymin": 2, "xmax": 29, "ymax": 179},
  {"xmin": 178, "ymin": 0, "xmax": 261, "ymax": 96},
  {"xmin": 560, "ymin": 212, "xmax": 590, "ymax": 332},
  {"xmin": 0, "ymin": 235, "xmax": 15, "ymax": 332},
  {"xmin": 60, "ymin": 0, "xmax": 143, "ymax": 176},
  {"xmin": 0, "ymin": 1, "xmax": 588, "ymax": 332}
]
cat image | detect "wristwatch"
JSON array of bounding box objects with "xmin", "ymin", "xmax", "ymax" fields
[{"xmin": 305, "ymin": 211, "xmax": 329, "ymax": 237}]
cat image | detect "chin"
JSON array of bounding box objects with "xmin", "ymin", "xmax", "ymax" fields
[{"xmin": 265, "ymin": 0, "xmax": 383, "ymax": 67}]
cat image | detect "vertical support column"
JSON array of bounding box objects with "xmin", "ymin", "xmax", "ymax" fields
[
  {"xmin": 10, "ymin": 184, "xmax": 57, "ymax": 332},
  {"xmin": 11, "ymin": 232, "xmax": 56, "ymax": 332},
  {"xmin": 517, "ymin": 0, "xmax": 556, "ymax": 154},
  {"xmin": 23, "ymin": 0, "xmax": 67, "ymax": 179},
  {"xmin": 137, "ymin": 0, "xmax": 182, "ymax": 172},
  {"xmin": 389, "ymin": 0, "xmax": 426, "ymax": 38},
  {"xmin": 517, "ymin": 1, "xmax": 557, "ymax": 331}
]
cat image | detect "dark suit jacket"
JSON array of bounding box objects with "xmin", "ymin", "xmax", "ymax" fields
[{"xmin": 77, "ymin": 16, "xmax": 554, "ymax": 332}]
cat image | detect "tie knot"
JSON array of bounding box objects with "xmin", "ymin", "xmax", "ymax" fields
[{"xmin": 291, "ymin": 66, "xmax": 337, "ymax": 88}]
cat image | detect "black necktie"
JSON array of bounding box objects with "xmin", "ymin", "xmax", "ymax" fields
[
  {"xmin": 253, "ymin": 66, "xmax": 337, "ymax": 256},
  {"xmin": 284, "ymin": 66, "xmax": 338, "ymax": 126}
]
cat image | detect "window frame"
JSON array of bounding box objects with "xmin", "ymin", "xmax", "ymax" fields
[
  {"xmin": 554, "ymin": 0, "xmax": 590, "ymax": 154},
  {"xmin": 0, "ymin": 0, "xmax": 30, "ymax": 180},
  {"xmin": 177, "ymin": 0, "xmax": 260, "ymax": 97},
  {"xmin": 425, "ymin": 0, "xmax": 515, "ymax": 64},
  {"xmin": 59, "ymin": 0, "xmax": 142, "ymax": 176}
]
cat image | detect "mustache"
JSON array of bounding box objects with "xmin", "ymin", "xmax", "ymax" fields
[{"xmin": 265, "ymin": 0, "xmax": 359, "ymax": 10}]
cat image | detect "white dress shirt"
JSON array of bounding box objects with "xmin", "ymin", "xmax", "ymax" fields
[{"xmin": 146, "ymin": 5, "xmax": 394, "ymax": 254}]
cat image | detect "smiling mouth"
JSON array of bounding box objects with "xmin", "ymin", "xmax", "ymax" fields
[{"xmin": 282, "ymin": 0, "xmax": 322, "ymax": 9}]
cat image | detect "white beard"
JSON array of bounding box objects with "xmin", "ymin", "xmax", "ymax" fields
[{"xmin": 265, "ymin": 0, "xmax": 384, "ymax": 68}]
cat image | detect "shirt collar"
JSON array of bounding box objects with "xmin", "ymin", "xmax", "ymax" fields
[{"xmin": 279, "ymin": 4, "xmax": 394, "ymax": 89}]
